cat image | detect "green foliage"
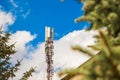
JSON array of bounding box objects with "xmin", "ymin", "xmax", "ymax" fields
[
  {"xmin": 78, "ymin": 31, "xmax": 120, "ymax": 80},
  {"xmin": 72, "ymin": 45, "xmax": 94, "ymax": 57},
  {"xmin": 0, "ymin": 31, "xmax": 35, "ymax": 80},
  {"xmin": 75, "ymin": 0, "xmax": 120, "ymax": 37},
  {"xmin": 59, "ymin": 0, "xmax": 120, "ymax": 80},
  {"xmin": 20, "ymin": 67, "xmax": 35, "ymax": 80}
]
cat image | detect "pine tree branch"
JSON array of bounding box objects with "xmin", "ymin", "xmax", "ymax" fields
[
  {"xmin": 98, "ymin": 30, "xmax": 112, "ymax": 57},
  {"xmin": 72, "ymin": 45, "xmax": 94, "ymax": 57},
  {"xmin": 20, "ymin": 67, "xmax": 35, "ymax": 80}
]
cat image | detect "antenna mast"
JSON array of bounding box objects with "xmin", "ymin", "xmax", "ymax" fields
[{"xmin": 45, "ymin": 26, "xmax": 54, "ymax": 80}]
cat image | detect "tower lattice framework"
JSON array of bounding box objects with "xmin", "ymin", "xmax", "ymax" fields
[{"xmin": 45, "ymin": 27, "xmax": 54, "ymax": 80}]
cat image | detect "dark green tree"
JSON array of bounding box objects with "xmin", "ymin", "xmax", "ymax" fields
[
  {"xmin": 0, "ymin": 30, "xmax": 34, "ymax": 80},
  {"xmin": 20, "ymin": 67, "xmax": 35, "ymax": 80},
  {"xmin": 59, "ymin": 0, "xmax": 120, "ymax": 80}
]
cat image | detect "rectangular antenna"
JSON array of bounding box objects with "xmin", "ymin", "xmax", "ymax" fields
[
  {"xmin": 47, "ymin": 27, "xmax": 50, "ymax": 38},
  {"xmin": 45, "ymin": 26, "xmax": 47, "ymax": 41},
  {"xmin": 52, "ymin": 28, "xmax": 54, "ymax": 40}
]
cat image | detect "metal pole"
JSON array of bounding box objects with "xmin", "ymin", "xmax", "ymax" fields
[{"xmin": 45, "ymin": 27, "xmax": 54, "ymax": 80}]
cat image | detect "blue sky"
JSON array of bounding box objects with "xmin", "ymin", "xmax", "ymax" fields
[{"xmin": 0, "ymin": 0, "xmax": 88, "ymax": 45}]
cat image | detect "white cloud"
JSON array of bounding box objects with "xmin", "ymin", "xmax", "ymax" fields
[
  {"xmin": 9, "ymin": 0, "xmax": 30, "ymax": 19},
  {"xmin": 0, "ymin": 10, "xmax": 15, "ymax": 31},
  {"xmin": 10, "ymin": 0, "xmax": 18, "ymax": 8},
  {"xmin": 60, "ymin": 30, "xmax": 96, "ymax": 47},
  {"xmin": 22, "ymin": 9, "xmax": 31, "ymax": 19},
  {"xmin": 60, "ymin": 0, "xmax": 65, "ymax": 2},
  {"xmin": 9, "ymin": 31, "xmax": 36, "ymax": 63},
  {"xmin": 9, "ymin": 29, "xmax": 96, "ymax": 80}
]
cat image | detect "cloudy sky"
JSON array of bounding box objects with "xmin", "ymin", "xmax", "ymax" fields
[{"xmin": 0, "ymin": 0, "xmax": 96, "ymax": 80}]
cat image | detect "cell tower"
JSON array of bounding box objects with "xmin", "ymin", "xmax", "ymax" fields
[{"xmin": 45, "ymin": 26, "xmax": 54, "ymax": 80}]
